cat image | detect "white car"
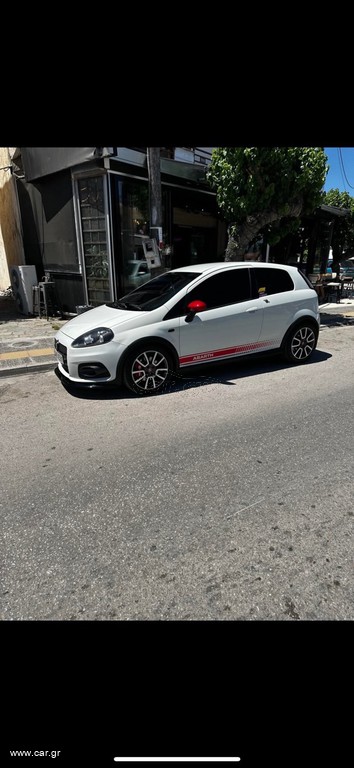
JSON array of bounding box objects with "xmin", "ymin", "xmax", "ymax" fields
[
  {"xmin": 124, "ymin": 260, "xmax": 151, "ymax": 290},
  {"xmin": 54, "ymin": 262, "xmax": 320, "ymax": 395}
]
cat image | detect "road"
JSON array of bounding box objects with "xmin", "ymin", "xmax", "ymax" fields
[{"xmin": 1, "ymin": 323, "xmax": 353, "ymax": 620}]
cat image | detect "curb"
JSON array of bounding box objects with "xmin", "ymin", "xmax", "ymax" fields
[{"xmin": 0, "ymin": 361, "xmax": 57, "ymax": 378}]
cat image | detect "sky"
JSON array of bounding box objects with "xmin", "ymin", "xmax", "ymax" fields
[{"xmin": 323, "ymin": 147, "xmax": 354, "ymax": 193}]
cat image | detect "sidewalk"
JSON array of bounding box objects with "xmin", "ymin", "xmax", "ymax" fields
[
  {"xmin": 1, "ymin": 293, "xmax": 354, "ymax": 379},
  {"xmin": 0, "ymin": 294, "xmax": 68, "ymax": 377}
]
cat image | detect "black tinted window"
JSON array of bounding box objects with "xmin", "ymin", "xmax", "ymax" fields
[
  {"xmin": 252, "ymin": 267, "xmax": 294, "ymax": 297},
  {"xmin": 188, "ymin": 268, "xmax": 251, "ymax": 308},
  {"xmin": 164, "ymin": 268, "xmax": 251, "ymax": 319}
]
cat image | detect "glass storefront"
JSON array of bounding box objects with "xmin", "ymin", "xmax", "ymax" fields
[
  {"xmin": 170, "ymin": 188, "xmax": 218, "ymax": 269},
  {"xmin": 75, "ymin": 173, "xmax": 223, "ymax": 304},
  {"xmin": 115, "ymin": 177, "xmax": 153, "ymax": 293},
  {"xmin": 112, "ymin": 176, "xmax": 221, "ymax": 290}
]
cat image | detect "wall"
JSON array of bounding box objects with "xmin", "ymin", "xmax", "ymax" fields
[
  {"xmin": 17, "ymin": 168, "xmax": 80, "ymax": 275},
  {"xmin": 0, "ymin": 147, "xmax": 25, "ymax": 290}
]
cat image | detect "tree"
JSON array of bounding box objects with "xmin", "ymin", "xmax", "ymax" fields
[
  {"xmin": 206, "ymin": 147, "xmax": 328, "ymax": 260},
  {"xmin": 322, "ymin": 188, "xmax": 354, "ymax": 277}
]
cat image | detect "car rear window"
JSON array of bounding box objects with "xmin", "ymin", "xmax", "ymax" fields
[{"xmin": 252, "ymin": 267, "xmax": 294, "ymax": 297}]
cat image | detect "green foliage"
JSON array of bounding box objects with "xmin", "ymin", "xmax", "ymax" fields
[
  {"xmin": 206, "ymin": 147, "xmax": 328, "ymax": 244},
  {"xmin": 264, "ymin": 216, "xmax": 300, "ymax": 246},
  {"xmin": 323, "ymin": 188, "xmax": 354, "ymax": 211},
  {"xmin": 323, "ymin": 188, "xmax": 354, "ymax": 258}
]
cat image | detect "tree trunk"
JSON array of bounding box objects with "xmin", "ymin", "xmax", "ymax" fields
[
  {"xmin": 331, "ymin": 242, "xmax": 342, "ymax": 280},
  {"xmin": 225, "ymin": 199, "xmax": 304, "ymax": 261}
]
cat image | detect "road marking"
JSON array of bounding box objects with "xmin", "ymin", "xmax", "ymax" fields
[{"xmin": 0, "ymin": 348, "xmax": 53, "ymax": 360}]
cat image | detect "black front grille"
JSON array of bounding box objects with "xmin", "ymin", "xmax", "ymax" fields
[{"xmin": 55, "ymin": 340, "xmax": 68, "ymax": 372}]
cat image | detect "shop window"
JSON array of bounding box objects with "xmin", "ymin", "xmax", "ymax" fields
[
  {"xmin": 117, "ymin": 178, "xmax": 153, "ymax": 292},
  {"xmin": 77, "ymin": 177, "xmax": 111, "ymax": 306}
]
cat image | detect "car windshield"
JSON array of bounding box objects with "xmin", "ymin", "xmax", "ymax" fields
[{"xmin": 106, "ymin": 271, "xmax": 201, "ymax": 311}]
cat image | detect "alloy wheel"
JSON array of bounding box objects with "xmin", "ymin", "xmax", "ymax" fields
[
  {"xmin": 290, "ymin": 326, "xmax": 316, "ymax": 360},
  {"xmin": 130, "ymin": 349, "xmax": 170, "ymax": 392}
]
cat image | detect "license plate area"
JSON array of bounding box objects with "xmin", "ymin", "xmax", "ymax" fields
[{"xmin": 55, "ymin": 341, "xmax": 67, "ymax": 369}]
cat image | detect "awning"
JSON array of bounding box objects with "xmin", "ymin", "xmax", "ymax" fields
[{"xmin": 21, "ymin": 148, "xmax": 113, "ymax": 181}]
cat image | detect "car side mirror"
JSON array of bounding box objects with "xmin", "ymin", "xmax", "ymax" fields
[{"xmin": 185, "ymin": 299, "xmax": 207, "ymax": 323}]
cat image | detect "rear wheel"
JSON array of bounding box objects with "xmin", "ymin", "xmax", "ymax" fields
[
  {"xmin": 123, "ymin": 345, "xmax": 173, "ymax": 395},
  {"xmin": 282, "ymin": 323, "xmax": 318, "ymax": 363}
]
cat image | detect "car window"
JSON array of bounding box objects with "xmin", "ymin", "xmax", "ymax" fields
[
  {"xmin": 340, "ymin": 260, "xmax": 354, "ymax": 275},
  {"xmin": 187, "ymin": 268, "xmax": 251, "ymax": 308},
  {"xmin": 115, "ymin": 271, "xmax": 201, "ymax": 311},
  {"xmin": 251, "ymin": 267, "xmax": 294, "ymax": 297},
  {"xmin": 164, "ymin": 268, "xmax": 251, "ymax": 319}
]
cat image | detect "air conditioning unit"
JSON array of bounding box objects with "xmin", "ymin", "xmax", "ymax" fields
[{"xmin": 9, "ymin": 265, "xmax": 38, "ymax": 315}]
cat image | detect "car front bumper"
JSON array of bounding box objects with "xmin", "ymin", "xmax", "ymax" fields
[{"xmin": 54, "ymin": 330, "xmax": 123, "ymax": 384}]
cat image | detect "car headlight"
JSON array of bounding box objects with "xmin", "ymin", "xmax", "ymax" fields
[{"xmin": 72, "ymin": 327, "xmax": 114, "ymax": 348}]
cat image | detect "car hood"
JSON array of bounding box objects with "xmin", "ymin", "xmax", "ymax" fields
[{"xmin": 59, "ymin": 304, "xmax": 146, "ymax": 340}]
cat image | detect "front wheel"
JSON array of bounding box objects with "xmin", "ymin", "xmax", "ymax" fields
[
  {"xmin": 282, "ymin": 323, "xmax": 318, "ymax": 363},
  {"xmin": 123, "ymin": 345, "xmax": 173, "ymax": 395}
]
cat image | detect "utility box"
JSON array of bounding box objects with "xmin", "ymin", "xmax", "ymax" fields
[
  {"xmin": 9, "ymin": 265, "xmax": 38, "ymax": 315},
  {"xmin": 142, "ymin": 238, "xmax": 161, "ymax": 269}
]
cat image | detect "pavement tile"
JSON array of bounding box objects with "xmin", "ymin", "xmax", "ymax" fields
[{"xmin": 0, "ymin": 296, "xmax": 67, "ymax": 377}]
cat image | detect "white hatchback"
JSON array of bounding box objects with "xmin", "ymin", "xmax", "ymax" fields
[{"xmin": 54, "ymin": 262, "xmax": 320, "ymax": 395}]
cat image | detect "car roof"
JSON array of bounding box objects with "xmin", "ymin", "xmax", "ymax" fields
[{"xmin": 170, "ymin": 261, "xmax": 299, "ymax": 275}]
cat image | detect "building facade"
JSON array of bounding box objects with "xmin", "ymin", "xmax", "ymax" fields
[
  {"xmin": 14, "ymin": 147, "xmax": 227, "ymax": 314},
  {"xmin": 0, "ymin": 147, "xmax": 26, "ymax": 291},
  {"xmin": 3, "ymin": 148, "xmax": 347, "ymax": 310}
]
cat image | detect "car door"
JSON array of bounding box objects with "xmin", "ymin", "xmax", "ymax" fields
[
  {"xmin": 176, "ymin": 267, "xmax": 264, "ymax": 366},
  {"xmin": 250, "ymin": 266, "xmax": 298, "ymax": 345}
]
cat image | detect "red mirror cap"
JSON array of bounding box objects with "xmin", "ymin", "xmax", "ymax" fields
[{"xmin": 187, "ymin": 300, "xmax": 207, "ymax": 312}]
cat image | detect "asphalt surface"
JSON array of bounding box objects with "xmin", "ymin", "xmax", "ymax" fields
[{"xmin": 1, "ymin": 293, "xmax": 354, "ymax": 377}]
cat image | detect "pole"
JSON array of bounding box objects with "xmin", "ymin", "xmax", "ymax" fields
[
  {"xmin": 147, "ymin": 147, "xmax": 162, "ymax": 231},
  {"xmin": 147, "ymin": 148, "xmax": 164, "ymax": 272}
]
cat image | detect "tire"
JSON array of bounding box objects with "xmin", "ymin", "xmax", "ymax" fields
[
  {"xmin": 282, "ymin": 322, "xmax": 318, "ymax": 363},
  {"xmin": 123, "ymin": 344, "xmax": 173, "ymax": 395}
]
